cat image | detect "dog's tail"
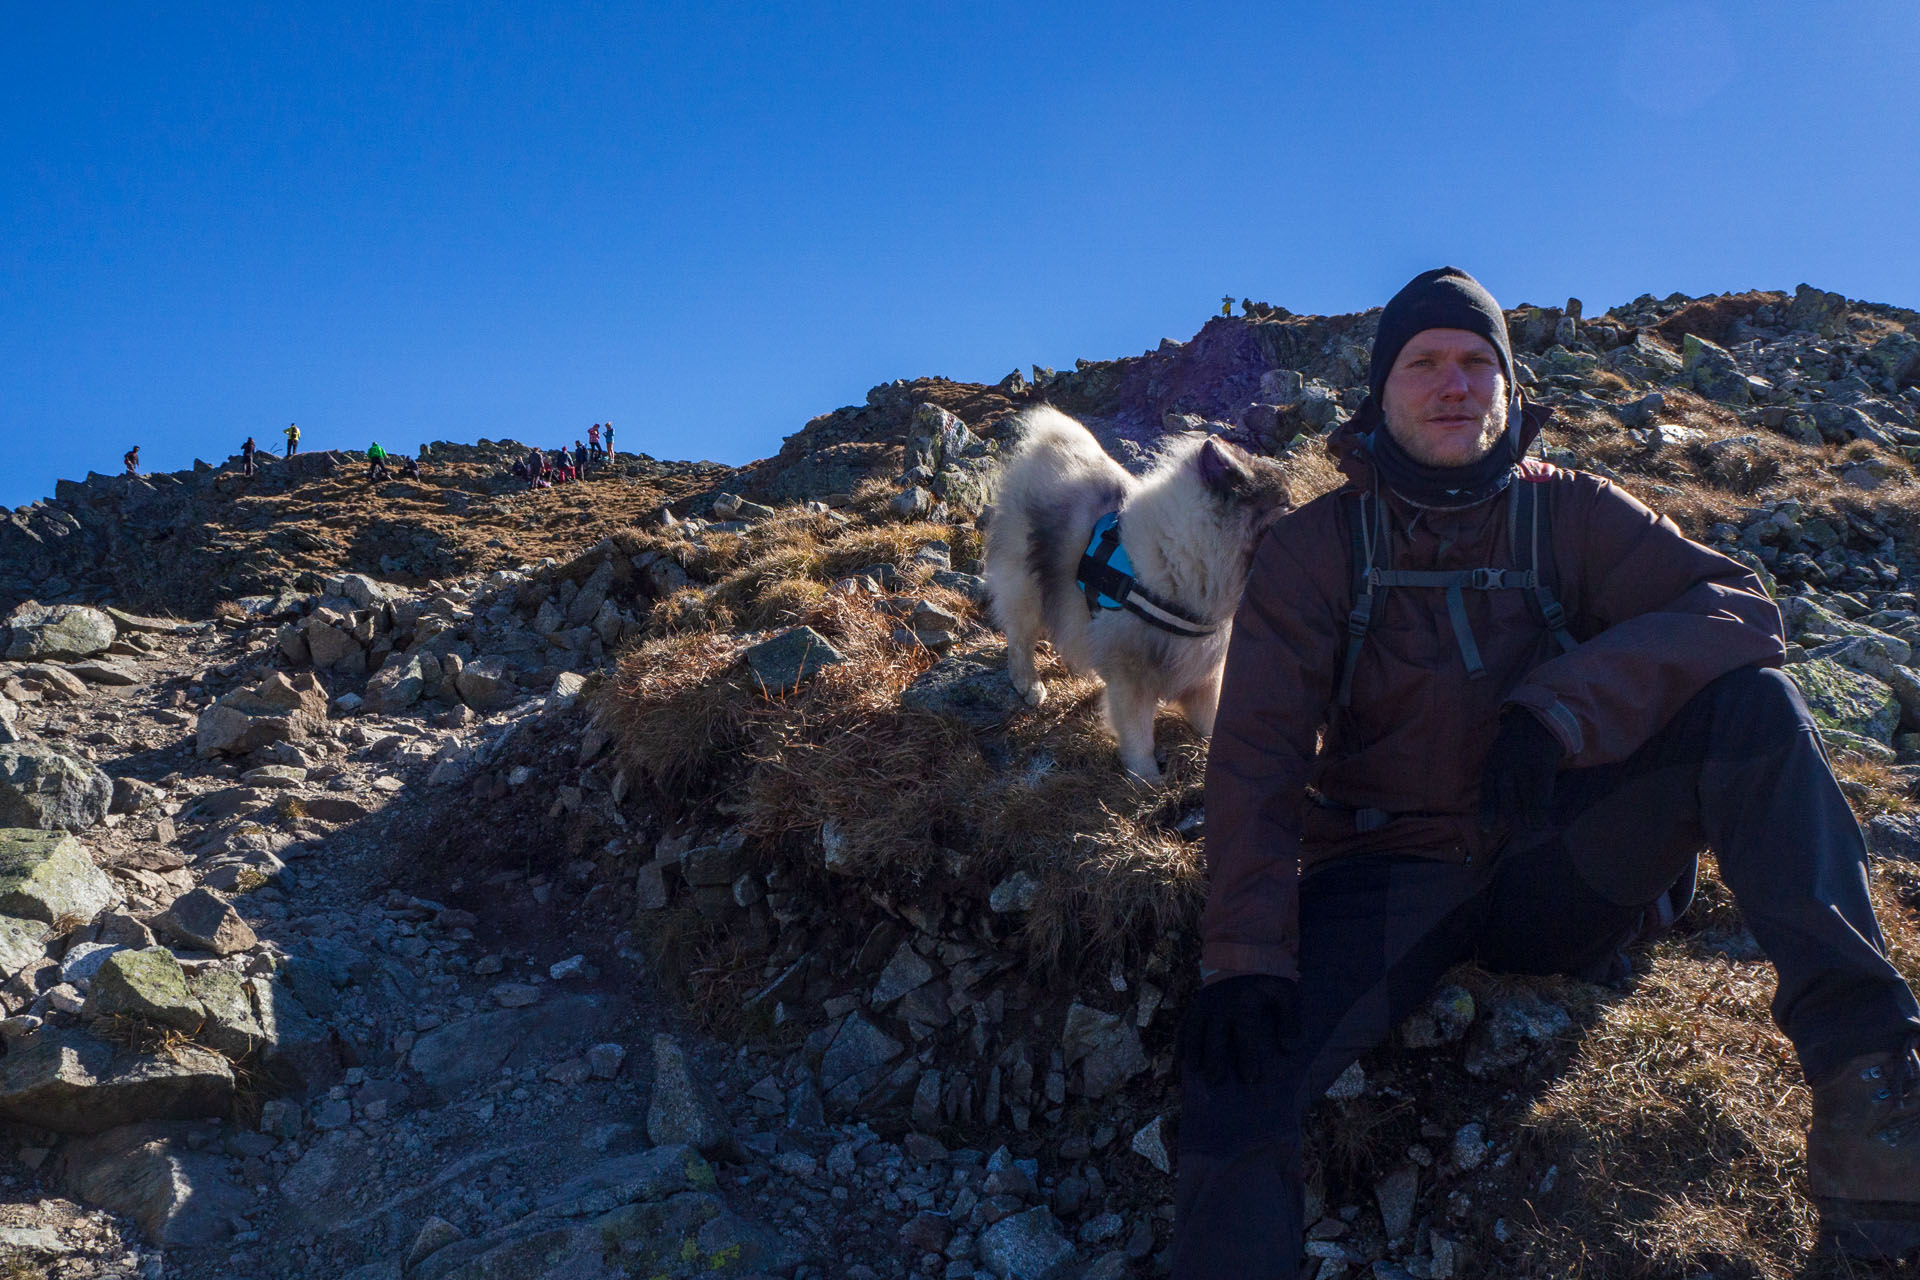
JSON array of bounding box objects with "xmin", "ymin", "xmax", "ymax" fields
[{"xmin": 1008, "ymin": 404, "xmax": 1103, "ymax": 457}]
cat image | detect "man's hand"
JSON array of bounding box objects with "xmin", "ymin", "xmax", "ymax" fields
[
  {"xmin": 1477, "ymin": 710, "xmax": 1565, "ymax": 836},
  {"xmin": 1177, "ymin": 974, "xmax": 1302, "ymax": 1087}
]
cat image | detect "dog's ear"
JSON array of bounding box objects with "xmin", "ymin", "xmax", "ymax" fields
[{"xmin": 1197, "ymin": 437, "xmax": 1253, "ymax": 494}]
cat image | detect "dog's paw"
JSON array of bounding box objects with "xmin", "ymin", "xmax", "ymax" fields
[
  {"xmin": 1011, "ymin": 677, "xmax": 1047, "ymax": 708},
  {"xmin": 1120, "ymin": 755, "xmax": 1164, "ymax": 786}
]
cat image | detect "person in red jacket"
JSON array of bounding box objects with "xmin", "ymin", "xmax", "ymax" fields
[{"xmin": 1174, "ymin": 267, "xmax": 1920, "ymax": 1274}]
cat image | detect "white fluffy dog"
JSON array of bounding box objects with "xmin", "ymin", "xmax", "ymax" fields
[{"xmin": 984, "ymin": 405, "xmax": 1292, "ymax": 781}]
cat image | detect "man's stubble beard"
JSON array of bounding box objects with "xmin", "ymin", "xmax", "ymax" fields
[{"xmin": 1383, "ymin": 395, "xmax": 1509, "ymax": 469}]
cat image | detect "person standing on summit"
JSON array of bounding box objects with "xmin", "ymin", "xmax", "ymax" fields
[
  {"xmin": 284, "ymin": 422, "xmax": 300, "ymax": 457},
  {"xmin": 122, "ymin": 445, "xmax": 139, "ymax": 475},
  {"xmin": 241, "ymin": 435, "xmax": 256, "ymax": 477},
  {"xmin": 1174, "ymin": 266, "xmax": 1920, "ymax": 1273}
]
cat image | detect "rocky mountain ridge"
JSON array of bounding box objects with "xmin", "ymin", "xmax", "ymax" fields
[{"xmin": 0, "ymin": 283, "xmax": 1918, "ymax": 1279}]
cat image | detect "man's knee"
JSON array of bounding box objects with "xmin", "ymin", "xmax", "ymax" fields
[{"xmin": 1694, "ymin": 664, "xmax": 1811, "ymax": 743}]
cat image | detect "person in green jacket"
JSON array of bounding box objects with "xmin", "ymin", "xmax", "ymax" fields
[{"xmin": 367, "ymin": 442, "xmax": 391, "ymax": 482}]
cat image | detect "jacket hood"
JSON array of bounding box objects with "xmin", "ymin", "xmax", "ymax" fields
[{"xmin": 1328, "ymin": 394, "xmax": 1556, "ymax": 488}]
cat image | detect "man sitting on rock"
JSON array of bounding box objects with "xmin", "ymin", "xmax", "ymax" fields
[{"xmin": 1176, "ymin": 266, "xmax": 1920, "ymax": 1274}]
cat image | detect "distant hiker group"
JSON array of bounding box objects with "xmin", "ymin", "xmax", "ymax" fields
[
  {"xmin": 117, "ymin": 417, "xmax": 606, "ymax": 489},
  {"xmin": 511, "ymin": 422, "xmax": 615, "ymax": 490}
]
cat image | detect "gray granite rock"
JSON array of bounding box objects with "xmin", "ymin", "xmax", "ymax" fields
[
  {"xmin": 4, "ymin": 604, "xmax": 116, "ymax": 662},
  {"xmin": 646, "ymin": 1034, "xmax": 732, "ymax": 1154},
  {"xmin": 58, "ymin": 1121, "xmax": 249, "ymax": 1245},
  {"xmin": 820, "ymin": 1013, "xmax": 904, "ymax": 1108},
  {"xmin": 0, "ymin": 747, "xmax": 113, "ymax": 832},
  {"xmin": 407, "ymin": 994, "xmax": 613, "ymax": 1101},
  {"xmin": 195, "ymin": 671, "xmax": 329, "ymax": 758},
  {"xmin": 900, "ymin": 652, "xmax": 1027, "ymax": 730},
  {"xmin": 0, "ymin": 1029, "xmax": 233, "ymax": 1133},
  {"xmin": 85, "ymin": 946, "xmax": 205, "ymax": 1032},
  {"xmin": 153, "ymin": 888, "xmax": 256, "ymax": 956},
  {"xmin": 744, "ymin": 626, "xmax": 845, "ymax": 692},
  {"xmin": 538, "ymin": 1145, "xmax": 712, "ymax": 1216},
  {"xmin": 1464, "ymin": 991, "xmax": 1572, "ymax": 1077},
  {"xmin": 1061, "ymin": 1002, "xmax": 1148, "ymax": 1099},
  {"xmin": 0, "ymin": 829, "xmax": 112, "ymax": 922},
  {"xmin": 978, "ymin": 1206, "xmax": 1077, "ymax": 1280}
]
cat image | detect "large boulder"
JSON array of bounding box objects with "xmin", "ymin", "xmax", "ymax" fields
[
  {"xmin": 58, "ymin": 1122, "xmax": 251, "ymax": 1246},
  {"xmin": 0, "ymin": 745, "xmax": 114, "ymax": 831},
  {"xmin": 0, "ymin": 829, "xmax": 113, "ymax": 924},
  {"xmin": 195, "ymin": 671, "xmax": 328, "ymax": 758},
  {"xmin": 1790, "ymin": 657, "xmax": 1901, "ymax": 745},
  {"xmin": 0, "ymin": 1028, "xmax": 233, "ymax": 1133},
  {"xmin": 3, "ymin": 603, "xmax": 116, "ymax": 661},
  {"xmin": 85, "ymin": 947, "xmax": 207, "ymax": 1033}
]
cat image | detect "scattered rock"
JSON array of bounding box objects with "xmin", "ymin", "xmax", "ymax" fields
[
  {"xmin": 0, "ymin": 828, "xmax": 114, "ymax": 923},
  {"xmin": 152, "ymin": 887, "xmax": 257, "ymax": 955},
  {"xmin": 743, "ymin": 626, "xmax": 845, "ymax": 691},
  {"xmin": 195, "ymin": 671, "xmax": 329, "ymax": 758},
  {"xmin": 978, "ymin": 1206, "xmax": 1077, "ymax": 1280},
  {"xmin": 646, "ymin": 1034, "xmax": 733, "ymax": 1154},
  {"xmin": 0, "ymin": 745, "xmax": 114, "ymax": 831}
]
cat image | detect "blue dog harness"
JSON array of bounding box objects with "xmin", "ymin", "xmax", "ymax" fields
[{"xmin": 1076, "ymin": 512, "xmax": 1218, "ymax": 639}]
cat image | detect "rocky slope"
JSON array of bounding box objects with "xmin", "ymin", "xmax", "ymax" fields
[{"xmin": 0, "ymin": 282, "xmax": 1917, "ymax": 1280}]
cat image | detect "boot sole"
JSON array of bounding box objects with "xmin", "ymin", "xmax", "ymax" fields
[{"xmin": 1818, "ymin": 1197, "xmax": 1920, "ymax": 1259}]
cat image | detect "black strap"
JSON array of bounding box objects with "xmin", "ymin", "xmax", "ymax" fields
[
  {"xmin": 1508, "ymin": 481, "xmax": 1578, "ymax": 655},
  {"xmin": 1335, "ymin": 489, "xmax": 1382, "ymax": 708}
]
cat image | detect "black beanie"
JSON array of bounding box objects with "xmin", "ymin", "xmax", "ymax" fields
[{"xmin": 1367, "ymin": 266, "xmax": 1515, "ymax": 403}]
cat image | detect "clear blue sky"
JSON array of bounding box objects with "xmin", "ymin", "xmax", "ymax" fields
[{"xmin": 3, "ymin": 2, "xmax": 1915, "ymax": 510}]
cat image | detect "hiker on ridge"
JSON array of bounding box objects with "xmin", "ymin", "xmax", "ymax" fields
[
  {"xmin": 1174, "ymin": 266, "xmax": 1920, "ymax": 1275},
  {"xmin": 123, "ymin": 445, "xmax": 139, "ymax": 475},
  {"xmin": 285, "ymin": 422, "xmax": 300, "ymax": 456},
  {"xmin": 588, "ymin": 422, "xmax": 603, "ymax": 463},
  {"xmin": 366, "ymin": 441, "xmax": 391, "ymax": 482},
  {"xmin": 241, "ymin": 436, "xmax": 256, "ymax": 477},
  {"xmin": 604, "ymin": 421, "xmax": 615, "ymax": 460}
]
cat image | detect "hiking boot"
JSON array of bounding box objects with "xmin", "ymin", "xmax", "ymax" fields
[{"xmin": 1810, "ymin": 1041, "xmax": 1920, "ymax": 1258}]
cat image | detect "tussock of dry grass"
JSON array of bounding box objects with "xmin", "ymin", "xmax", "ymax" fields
[{"xmin": 597, "ymin": 498, "xmax": 1211, "ymax": 977}]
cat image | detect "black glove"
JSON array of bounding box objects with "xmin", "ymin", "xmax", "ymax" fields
[
  {"xmin": 1177, "ymin": 974, "xmax": 1302, "ymax": 1087},
  {"xmin": 1477, "ymin": 710, "xmax": 1565, "ymax": 836}
]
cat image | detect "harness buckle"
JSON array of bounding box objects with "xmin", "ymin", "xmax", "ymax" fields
[{"xmin": 1469, "ymin": 568, "xmax": 1504, "ymax": 590}]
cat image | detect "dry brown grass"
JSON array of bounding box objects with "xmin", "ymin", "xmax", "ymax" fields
[
  {"xmin": 1514, "ymin": 857, "xmax": 1920, "ymax": 1278},
  {"xmin": 597, "ymin": 497, "xmax": 1213, "ymax": 979}
]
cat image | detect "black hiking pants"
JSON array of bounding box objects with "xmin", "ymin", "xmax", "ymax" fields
[{"xmin": 1173, "ymin": 665, "xmax": 1920, "ymax": 1279}]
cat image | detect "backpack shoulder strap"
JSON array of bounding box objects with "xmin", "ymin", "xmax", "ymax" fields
[
  {"xmin": 1336, "ymin": 488, "xmax": 1385, "ymax": 707},
  {"xmin": 1509, "ymin": 478, "xmax": 1577, "ymax": 654}
]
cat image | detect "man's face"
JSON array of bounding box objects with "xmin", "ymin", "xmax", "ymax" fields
[{"xmin": 1381, "ymin": 328, "xmax": 1509, "ymax": 468}]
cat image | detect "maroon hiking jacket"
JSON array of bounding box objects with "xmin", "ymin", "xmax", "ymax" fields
[{"xmin": 1200, "ymin": 409, "xmax": 1788, "ymax": 981}]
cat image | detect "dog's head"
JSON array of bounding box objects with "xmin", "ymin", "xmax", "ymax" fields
[{"xmin": 1194, "ymin": 437, "xmax": 1294, "ymax": 532}]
